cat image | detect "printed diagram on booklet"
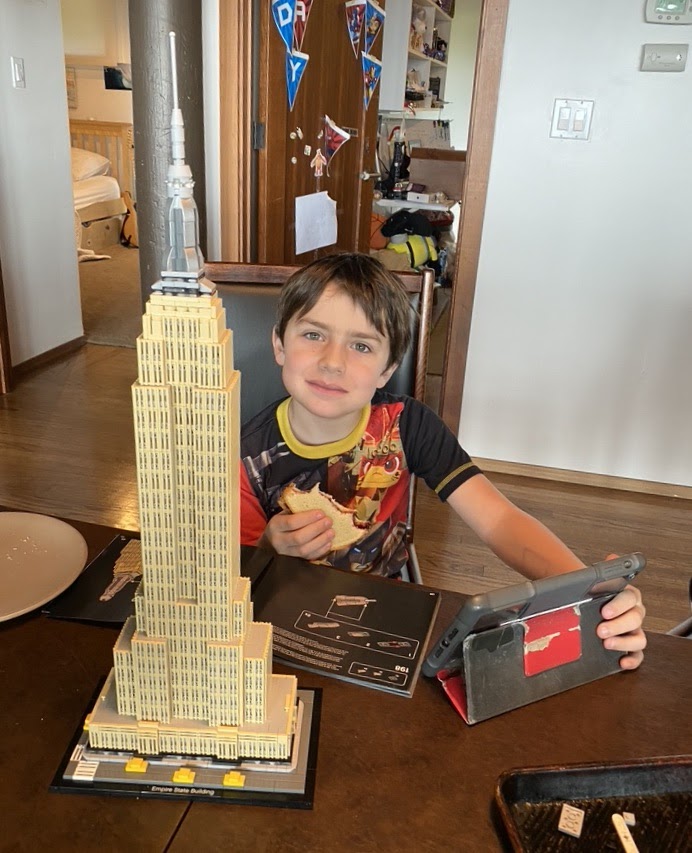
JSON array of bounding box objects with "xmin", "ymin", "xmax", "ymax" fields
[{"xmin": 292, "ymin": 592, "xmax": 419, "ymax": 688}]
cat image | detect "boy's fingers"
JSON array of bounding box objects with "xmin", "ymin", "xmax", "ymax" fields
[
  {"xmin": 277, "ymin": 514, "xmax": 333, "ymax": 556},
  {"xmin": 598, "ymin": 607, "xmax": 645, "ymax": 641},
  {"xmin": 300, "ymin": 530, "xmax": 336, "ymax": 560},
  {"xmin": 275, "ymin": 509, "xmax": 326, "ymax": 532},
  {"xmin": 596, "ymin": 582, "xmax": 647, "ymax": 671},
  {"xmin": 600, "ymin": 585, "xmax": 645, "ymax": 622},
  {"xmin": 603, "ymin": 628, "xmax": 647, "ymax": 653},
  {"xmin": 618, "ymin": 650, "xmax": 644, "ymax": 670},
  {"xmin": 288, "ymin": 530, "xmax": 335, "ymax": 561}
]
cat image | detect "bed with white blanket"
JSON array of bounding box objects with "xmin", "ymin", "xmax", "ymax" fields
[{"xmin": 69, "ymin": 120, "xmax": 136, "ymax": 251}]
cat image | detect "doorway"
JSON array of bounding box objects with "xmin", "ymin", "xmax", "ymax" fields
[
  {"xmin": 438, "ymin": 0, "xmax": 509, "ymax": 431},
  {"xmin": 235, "ymin": 0, "xmax": 510, "ymax": 430},
  {"xmin": 0, "ymin": 0, "xmax": 509, "ymax": 405},
  {"xmin": 61, "ymin": 0, "xmax": 142, "ymax": 350}
]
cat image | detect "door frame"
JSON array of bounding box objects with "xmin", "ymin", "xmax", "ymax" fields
[
  {"xmin": 439, "ymin": 0, "xmax": 509, "ymax": 433},
  {"xmin": 218, "ymin": 0, "xmax": 254, "ymax": 261},
  {"xmin": 0, "ymin": 255, "xmax": 12, "ymax": 394}
]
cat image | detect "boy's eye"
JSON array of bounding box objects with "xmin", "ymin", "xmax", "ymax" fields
[
  {"xmin": 303, "ymin": 331, "xmax": 322, "ymax": 341},
  {"xmin": 353, "ymin": 342, "xmax": 371, "ymax": 353}
]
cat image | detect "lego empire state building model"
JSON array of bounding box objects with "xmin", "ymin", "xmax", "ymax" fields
[{"xmin": 56, "ymin": 35, "xmax": 317, "ymax": 803}]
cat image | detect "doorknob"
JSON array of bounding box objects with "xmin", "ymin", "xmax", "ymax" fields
[{"xmin": 360, "ymin": 171, "xmax": 381, "ymax": 181}]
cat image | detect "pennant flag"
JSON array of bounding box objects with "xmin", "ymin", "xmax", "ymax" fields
[
  {"xmin": 345, "ymin": 0, "xmax": 366, "ymax": 58},
  {"xmin": 272, "ymin": 0, "xmax": 296, "ymax": 53},
  {"xmin": 323, "ymin": 115, "xmax": 351, "ymax": 173},
  {"xmin": 286, "ymin": 50, "xmax": 309, "ymax": 111},
  {"xmin": 361, "ymin": 52, "xmax": 382, "ymax": 110},
  {"xmin": 364, "ymin": 0, "xmax": 385, "ymax": 55},
  {"xmin": 293, "ymin": 0, "xmax": 314, "ymax": 52}
]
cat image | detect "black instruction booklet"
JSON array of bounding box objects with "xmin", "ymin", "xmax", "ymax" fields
[
  {"xmin": 45, "ymin": 535, "xmax": 440, "ymax": 697},
  {"xmin": 252, "ymin": 552, "xmax": 440, "ymax": 697}
]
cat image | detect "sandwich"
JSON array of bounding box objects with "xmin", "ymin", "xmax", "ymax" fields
[{"xmin": 279, "ymin": 483, "xmax": 368, "ymax": 550}]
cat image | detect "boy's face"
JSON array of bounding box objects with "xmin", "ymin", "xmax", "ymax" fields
[{"xmin": 273, "ymin": 283, "xmax": 397, "ymax": 436}]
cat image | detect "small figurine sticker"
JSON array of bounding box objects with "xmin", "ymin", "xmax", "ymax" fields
[
  {"xmin": 323, "ymin": 115, "xmax": 351, "ymax": 173},
  {"xmin": 361, "ymin": 52, "xmax": 382, "ymax": 110},
  {"xmin": 345, "ymin": 0, "xmax": 366, "ymax": 58},
  {"xmin": 293, "ymin": 0, "xmax": 314, "ymax": 52},
  {"xmin": 364, "ymin": 0, "xmax": 385, "ymax": 55},
  {"xmin": 286, "ymin": 49, "xmax": 309, "ymax": 111},
  {"xmin": 310, "ymin": 148, "xmax": 327, "ymax": 177},
  {"xmin": 271, "ymin": 0, "xmax": 296, "ymax": 52}
]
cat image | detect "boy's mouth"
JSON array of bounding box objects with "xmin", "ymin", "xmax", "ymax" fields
[{"xmin": 306, "ymin": 379, "xmax": 347, "ymax": 396}]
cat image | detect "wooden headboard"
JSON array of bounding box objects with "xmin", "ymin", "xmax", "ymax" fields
[{"xmin": 69, "ymin": 119, "xmax": 135, "ymax": 200}]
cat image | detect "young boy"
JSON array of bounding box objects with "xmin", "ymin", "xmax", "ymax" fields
[{"xmin": 240, "ymin": 253, "xmax": 646, "ymax": 669}]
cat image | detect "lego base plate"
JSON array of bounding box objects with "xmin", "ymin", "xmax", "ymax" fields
[{"xmin": 51, "ymin": 688, "xmax": 321, "ymax": 809}]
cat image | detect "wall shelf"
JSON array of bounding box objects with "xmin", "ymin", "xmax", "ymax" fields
[
  {"xmin": 380, "ymin": 0, "xmax": 453, "ymax": 114},
  {"xmin": 374, "ymin": 198, "xmax": 457, "ymax": 212}
]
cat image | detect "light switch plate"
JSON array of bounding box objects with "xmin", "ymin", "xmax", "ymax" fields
[
  {"xmin": 550, "ymin": 99, "xmax": 594, "ymax": 140},
  {"xmin": 11, "ymin": 56, "xmax": 26, "ymax": 89},
  {"xmin": 641, "ymin": 43, "xmax": 688, "ymax": 71}
]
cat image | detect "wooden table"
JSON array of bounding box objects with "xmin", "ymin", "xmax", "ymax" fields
[{"xmin": 1, "ymin": 518, "xmax": 690, "ymax": 852}]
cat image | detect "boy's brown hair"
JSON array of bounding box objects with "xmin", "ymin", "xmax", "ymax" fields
[{"xmin": 275, "ymin": 253, "xmax": 412, "ymax": 369}]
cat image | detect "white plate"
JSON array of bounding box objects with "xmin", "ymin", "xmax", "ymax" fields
[{"xmin": 0, "ymin": 512, "xmax": 88, "ymax": 621}]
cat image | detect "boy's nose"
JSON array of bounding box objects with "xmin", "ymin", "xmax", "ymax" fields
[{"xmin": 318, "ymin": 342, "xmax": 346, "ymax": 374}]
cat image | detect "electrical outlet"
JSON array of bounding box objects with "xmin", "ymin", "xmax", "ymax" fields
[{"xmin": 11, "ymin": 56, "xmax": 26, "ymax": 89}]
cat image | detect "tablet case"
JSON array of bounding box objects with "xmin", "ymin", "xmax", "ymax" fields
[{"xmin": 436, "ymin": 596, "xmax": 623, "ymax": 724}]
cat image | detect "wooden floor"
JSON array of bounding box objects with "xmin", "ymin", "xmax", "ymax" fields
[{"xmin": 1, "ymin": 344, "xmax": 690, "ymax": 635}]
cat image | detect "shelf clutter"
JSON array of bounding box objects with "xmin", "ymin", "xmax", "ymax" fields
[
  {"xmin": 370, "ymin": 2, "xmax": 459, "ymax": 286},
  {"xmin": 380, "ymin": 0, "xmax": 455, "ymax": 114}
]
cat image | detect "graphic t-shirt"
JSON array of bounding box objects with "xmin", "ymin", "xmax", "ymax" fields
[{"xmin": 240, "ymin": 391, "xmax": 481, "ymax": 577}]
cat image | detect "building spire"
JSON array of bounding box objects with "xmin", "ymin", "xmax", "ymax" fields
[{"xmin": 152, "ymin": 31, "xmax": 213, "ymax": 296}]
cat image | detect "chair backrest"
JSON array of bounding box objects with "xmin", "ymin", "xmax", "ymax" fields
[{"xmin": 204, "ymin": 262, "xmax": 435, "ymax": 423}]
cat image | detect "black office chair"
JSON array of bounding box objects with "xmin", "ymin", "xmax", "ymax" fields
[{"xmin": 205, "ymin": 261, "xmax": 436, "ymax": 584}]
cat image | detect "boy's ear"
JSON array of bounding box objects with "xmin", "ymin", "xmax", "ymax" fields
[
  {"xmin": 272, "ymin": 327, "xmax": 285, "ymax": 366},
  {"xmin": 376, "ymin": 361, "xmax": 398, "ymax": 389}
]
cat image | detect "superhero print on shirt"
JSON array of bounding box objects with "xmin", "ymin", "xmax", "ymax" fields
[
  {"xmin": 328, "ymin": 402, "xmax": 410, "ymax": 526},
  {"xmin": 321, "ymin": 517, "xmax": 408, "ymax": 576}
]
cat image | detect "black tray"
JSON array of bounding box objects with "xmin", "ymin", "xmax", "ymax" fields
[{"xmin": 495, "ymin": 756, "xmax": 691, "ymax": 852}]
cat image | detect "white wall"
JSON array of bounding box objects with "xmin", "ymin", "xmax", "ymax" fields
[
  {"xmin": 459, "ymin": 0, "xmax": 692, "ymax": 488},
  {"xmin": 61, "ymin": 0, "xmax": 133, "ymax": 123},
  {"xmin": 0, "ymin": 0, "xmax": 83, "ymax": 366},
  {"xmin": 66, "ymin": 67, "xmax": 133, "ymax": 123},
  {"xmin": 445, "ymin": 0, "xmax": 483, "ymax": 150}
]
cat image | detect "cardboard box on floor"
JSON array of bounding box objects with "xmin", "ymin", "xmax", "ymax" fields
[
  {"xmin": 82, "ymin": 215, "xmax": 124, "ymax": 252},
  {"xmin": 409, "ymin": 148, "xmax": 466, "ymax": 201}
]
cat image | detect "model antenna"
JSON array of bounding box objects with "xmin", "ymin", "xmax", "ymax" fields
[
  {"xmin": 168, "ymin": 31, "xmax": 185, "ymax": 165},
  {"xmin": 169, "ymin": 31, "xmax": 179, "ymax": 110},
  {"xmin": 150, "ymin": 30, "xmax": 213, "ymax": 295}
]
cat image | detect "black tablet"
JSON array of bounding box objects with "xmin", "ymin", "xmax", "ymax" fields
[{"xmin": 422, "ymin": 553, "xmax": 646, "ymax": 677}]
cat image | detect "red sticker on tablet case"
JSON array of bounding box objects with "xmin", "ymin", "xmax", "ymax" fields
[{"xmin": 522, "ymin": 605, "xmax": 582, "ymax": 676}]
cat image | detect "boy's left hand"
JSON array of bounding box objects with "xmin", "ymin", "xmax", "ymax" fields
[{"xmin": 597, "ymin": 584, "xmax": 646, "ymax": 670}]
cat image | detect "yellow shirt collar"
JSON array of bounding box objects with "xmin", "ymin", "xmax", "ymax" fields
[{"xmin": 276, "ymin": 398, "xmax": 371, "ymax": 459}]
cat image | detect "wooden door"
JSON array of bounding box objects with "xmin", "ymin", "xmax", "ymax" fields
[{"xmin": 257, "ymin": 0, "xmax": 384, "ymax": 263}]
